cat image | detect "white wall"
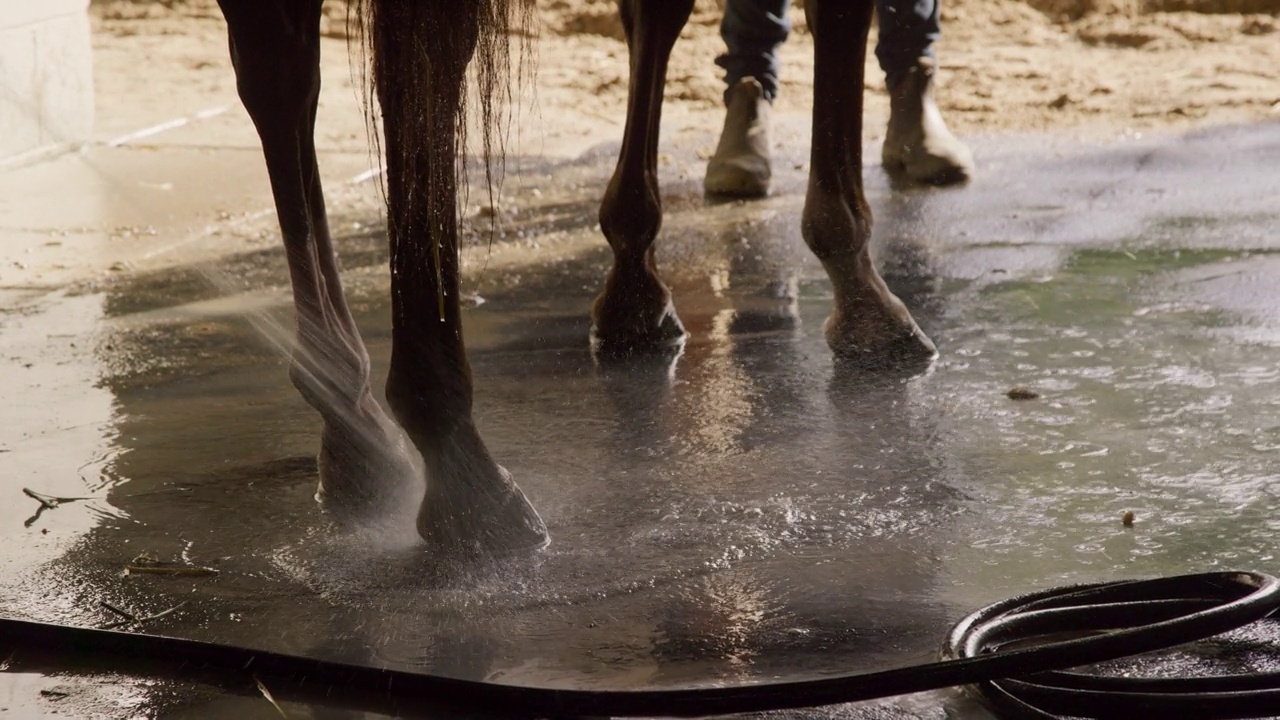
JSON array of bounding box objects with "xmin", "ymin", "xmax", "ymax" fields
[{"xmin": 0, "ymin": 0, "xmax": 94, "ymax": 163}]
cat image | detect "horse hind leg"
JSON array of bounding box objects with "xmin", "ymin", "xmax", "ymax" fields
[
  {"xmin": 591, "ymin": 0, "xmax": 696, "ymax": 357},
  {"xmin": 370, "ymin": 0, "xmax": 548, "ymax": 557},
  {"xmin": 218, "ymin": 0, "xmax": 418, "ymax": 515},
  {"xmin": 802, "ymin": 0, "xmax": 937, "ymax": 369}
]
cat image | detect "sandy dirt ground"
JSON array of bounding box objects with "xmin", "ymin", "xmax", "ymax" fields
[{"xmin": 90, "ymin": 0, "xmax": 1280, "ymax": 143}]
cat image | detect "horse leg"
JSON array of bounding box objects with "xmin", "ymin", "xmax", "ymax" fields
[
  {"xmin": 592, "ymin": 0, "xmax": 696, "ymax": 354},
  {"xmin": 218, "ymin": 0, "xmax": 416, "ymax": 510},
  {"xmin": 802, "ymin": 0, "xmax": 937, "ymax": 366},
  {"xmin": 371, "ymin": 1, "xmax": 548, "ymax": 556}
]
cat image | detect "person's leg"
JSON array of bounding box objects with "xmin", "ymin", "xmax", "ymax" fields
[
  {"xmin": 874, "ymin": 0, "xmax": 973, "ymax": 185},
  {"xmin": 875, "ymin": 0, "xmax": 939, "ymax": 89},
  {"xmin": 705, "ymin": 0, "xmax": 791, "ymax": 197},
  {"xmin": 716, "ymin": 0, "xmax": 791, "ymax": 103}
]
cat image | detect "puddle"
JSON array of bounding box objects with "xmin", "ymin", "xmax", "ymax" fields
[{"xmin": 2, "ymin": 123, "xmax": 1280, "ymax": 718}]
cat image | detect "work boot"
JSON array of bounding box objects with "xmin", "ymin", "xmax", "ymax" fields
[
  {"xmin": 705, "ymin": 77, "xmax": 772, "ymax": 198},
  {"xmin": 882, "ymin": 58, "xmax": 974, "ymax": 186}
]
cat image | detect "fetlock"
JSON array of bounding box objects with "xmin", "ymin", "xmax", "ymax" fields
[
  {"xmin": 705, "ymin": 78, "xmax": 773, "ymax": 198},
  {"xmin": 882, "ymin": 58, "xmax": 974, "ymax": 186}
]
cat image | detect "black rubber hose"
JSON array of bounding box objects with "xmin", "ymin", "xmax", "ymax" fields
[
  {"xmin": 944, "ymin": 571, "xmax": 1280, "ymax": 719},
  {"xmin": 2, "ymin": 571, "xmax": 1279, "ymax": 718}
]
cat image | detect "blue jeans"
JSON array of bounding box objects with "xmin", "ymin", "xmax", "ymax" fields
[{"xmin": 717, "ymin": 0, "xmax": 941, "ymax": 103}]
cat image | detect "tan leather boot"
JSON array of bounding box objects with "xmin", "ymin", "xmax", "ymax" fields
[
  {"xmin": 705, "ymin": 77, "xmax": 772, "ymax": 198},
  {"xmin": 882, "ymin": 57, "xmax": 974, "ymax": 186}
]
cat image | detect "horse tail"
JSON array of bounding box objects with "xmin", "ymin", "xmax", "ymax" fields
[{"xmin": 351, "ymin": 0, "xmax": 532, "ymax": 281}]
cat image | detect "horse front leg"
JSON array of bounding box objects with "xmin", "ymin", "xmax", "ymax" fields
[
  {"xmin": 591, "ymin": 0, "xmax": 696, "ymax": 356},
  {"xmin": 372, "ymin": 2, "xmax": 548, "ymax": 557},
  {"xmin": 219, "ymin": 0, "xmax": 416, "ymax": 512},
  {"xmin": 802, "ymin": 0, "xmax": 937, "ymax": 368}
]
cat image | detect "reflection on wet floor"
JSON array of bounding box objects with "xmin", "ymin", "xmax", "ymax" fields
[{"xmin": 2, "ymin": 123, "xmax": 1280, "ymax": 718}]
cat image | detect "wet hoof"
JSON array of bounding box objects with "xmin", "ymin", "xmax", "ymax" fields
[
  {"xmin": 590, "ymin": 305, "xmax": 687, "ymax": 361},
  {"xmin": 418, "ymin": 430, "xmax": 549, "ymax": 560},
  {"xmin": 590, "ymin": 269, "xmax": 688, "ymax": 359},
  {"xmin": 823, "ymin": 308, "xmax": 938, "ymax": 373},
  {"xmin": 316, "ymin": 405, "xmax": 421, "ymax": 522},
  {"xmin": 418, "ymin": 465, "xmax": 549, "ymax": 560},
  {"xmin": 817, "ymin": 253, "xmax": 938, "ymax": 372}
]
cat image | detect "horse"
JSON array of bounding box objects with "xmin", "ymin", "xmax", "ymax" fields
[{"xmin": 214, "ymin": 0, "xmax": 936, "ymax": 559}]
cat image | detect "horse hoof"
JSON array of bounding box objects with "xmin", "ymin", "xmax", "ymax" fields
[
  {"xmin": 418, "ymin": 431, "xmax": 550, "ymax": 560},
  {"xmin": 824, "ymin": 310, "xmax": 938, "ymax": 373},
  {"xmin": 418, "ymin": 465, "xmax": 549, "ymax": 560},
  {"xmin": 590, "ymin": 304, "xmax": 687, "ymax": 361},
  {"xmin": 590, "ymin": 264, "xmax": 688, "ymax": 359}
]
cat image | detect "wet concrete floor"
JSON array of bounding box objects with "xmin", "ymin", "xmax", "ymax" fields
[{"xmin": 2, "ymin": 121, "xmax": 1280, "ymax": 718}]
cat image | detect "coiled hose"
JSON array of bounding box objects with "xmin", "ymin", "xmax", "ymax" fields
[{"xmin": 2, "ymin": 571, "xmax": 1279, "ymax": 718}]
